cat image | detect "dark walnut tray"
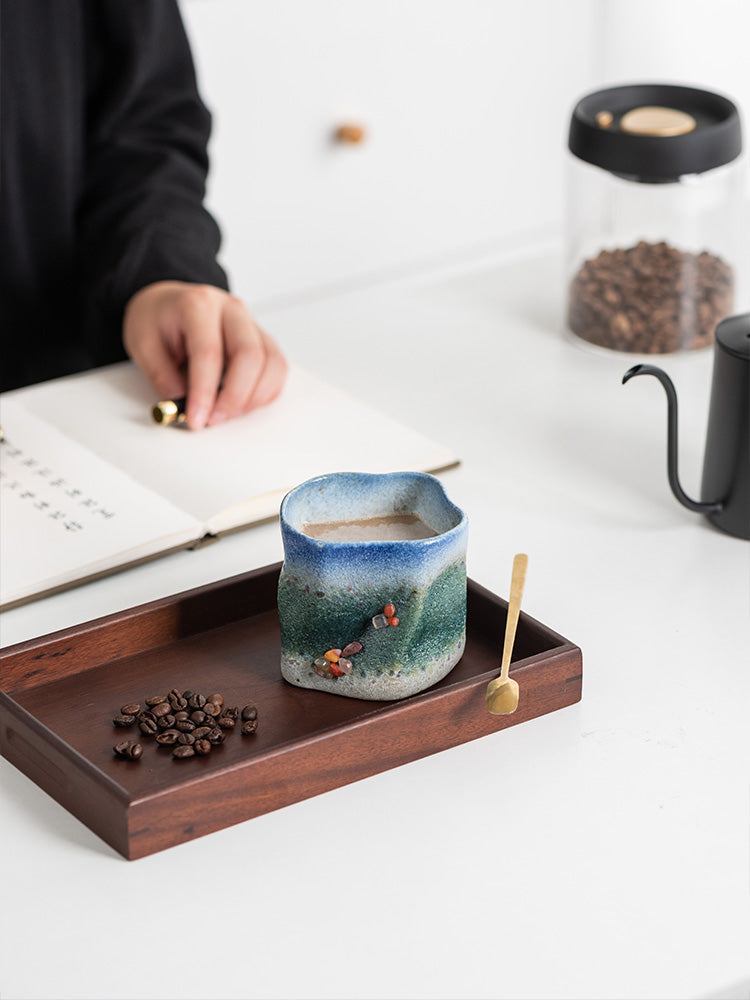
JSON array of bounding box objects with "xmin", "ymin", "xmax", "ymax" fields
[{"xmin": 0, "ymin": 563, "xmax": 582, "ymax": 860}]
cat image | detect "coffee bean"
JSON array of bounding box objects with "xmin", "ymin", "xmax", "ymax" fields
[
  {"xmin": 217, "ymin": 715, "xmax": 235, "ymax": 730},
  {"xmin": 173, "ymin": 711, "xmax": 189, "ymax": 723},
  {"xmin": 203, "ymin": 702, "xmax": 220, "ymax": 718},
  {"xmin": 188, "ymin": 693, "xmax": 206, "ymax": 710},
  {"xmin": 182, "ymin": 689, "xmax": 194, "ymax": 700},
  {"xmin": 241, "ymin": 705, "xmax": 257, "ymax": 722},
  {"xmin": 223, "ymin": 706, "xmax": 239, "ymax": 721},
  {"xmin": 156, "ymin": 730, "xmax": 180, "ymax": 745},
  {"xmin": 172, "ymin": 745, "xmax": 195, "ymax": 759},
  {"xmin": 175, "ymin": 720, "xmax": 195, "ymax": 733},
  {"xmin": 168, "ymin": 691, "xmax": 188, "ymax": 711},
  {"xmin": 145, "ymin": 694, "xmax": 168, "ymax": 707},
  {"xmin": 113, "ymin": 714, "xmax": 136, "ymax": 728},
  {"xmin": 207, "ymin": 727, "xmax": 225, "ymax": 745},
  {"xmin": 178, "ymin": 732, "xmax": 195, "ymax": 745},
  {"xmin": 151, "ymin": 701, "xmax": 172, "ymax": 719},
  {"xmin": 192, "ymin": 726, "xmax": 213, "ymax": 740},
  {"xmin": 189, "ymin": 710, "xmax": 206, "ymax": 726},
  {"xmin": 157, "ymin": 714, "xmax": 176, "ymax": 730},
  {"xmin": 206, "ymin": 693, "xmax": 224, "ymax": 707},
  {"xmin": 241, "ymin": 719, "xmax": 258, "ymax": 736},
  {"xmin": 138, "ymin": 709, "xmax": 156, "ymax": 723},
  {"xmin": 194, "ymin": 739, "xmax": 211, "ymax": 756},
  {"xmin": 121, "ymin": 703, "xmax": 141, "ymax": 717},
  {"xmin": 113, "ymin": 741, "xmax": 142, "ymax": 760},
  {"xmin": 139, "ymin": 717, "xmax": 158, "ymax": 736}
]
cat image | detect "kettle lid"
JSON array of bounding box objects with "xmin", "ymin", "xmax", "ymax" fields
[{"xmin": 716, "ymin": 313, "xmax": 750, "ymax": 361}]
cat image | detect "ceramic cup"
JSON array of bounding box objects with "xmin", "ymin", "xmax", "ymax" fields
[{"xmin": 278, "ymin": 471, "xmax": 468, "ymax": 700}]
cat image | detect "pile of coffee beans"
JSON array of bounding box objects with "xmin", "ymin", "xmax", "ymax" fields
[
  {"xmin": 567, "ymin": 240, "xmax": 733, "ymax": 353},
  {"xmin": 111, "ymin": 688, "xmax": 258, "ymax": 762}
]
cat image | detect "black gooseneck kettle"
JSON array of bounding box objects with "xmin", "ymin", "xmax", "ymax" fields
[{"xmin": 622, "ymin": 313, "xmax": 750, "ymax": 540}]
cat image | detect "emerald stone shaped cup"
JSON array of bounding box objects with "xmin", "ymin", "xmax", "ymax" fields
[{"xmin": 278, "ymin": 471, "xmax": 468, "ymax": 700}]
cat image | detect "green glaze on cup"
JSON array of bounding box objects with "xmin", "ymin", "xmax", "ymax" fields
[{"xmin": 278, "ymin": 471, "xmax": 468, "ymax": 700}]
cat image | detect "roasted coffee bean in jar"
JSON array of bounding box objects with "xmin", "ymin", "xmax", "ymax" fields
[{"xmin": 566, "ymin": 83, "xmax": 742, "ymax": 354}]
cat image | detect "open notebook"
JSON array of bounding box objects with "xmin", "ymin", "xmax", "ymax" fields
[{"xmin": 0, "ymin": 363, "xmax": 458, "ymax": 609}]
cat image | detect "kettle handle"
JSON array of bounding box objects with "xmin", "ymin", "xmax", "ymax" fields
[{"xmin": 622, "ymin": 364, "xmax": 723, "ymax": 514}]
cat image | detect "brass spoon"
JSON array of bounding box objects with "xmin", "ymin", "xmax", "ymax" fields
[{"xmin": 485, "ymin": 553, "xmax": 528, "ymax": 715}]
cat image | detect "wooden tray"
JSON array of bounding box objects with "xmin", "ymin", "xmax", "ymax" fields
[{"xmin": 0, "ymin": 563, "xmax": 582, "ymax": 860}]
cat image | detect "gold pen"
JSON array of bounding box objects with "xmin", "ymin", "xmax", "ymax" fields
[{"xmin": 152, "ymin": 397, "xmax": 187, "ymax": 426}]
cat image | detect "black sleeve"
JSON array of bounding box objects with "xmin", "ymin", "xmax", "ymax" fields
[{"xmin": 79, "ymin": 0, "xmax": 229, "ymax": 342}]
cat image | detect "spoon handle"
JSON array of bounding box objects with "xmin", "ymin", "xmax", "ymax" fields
[{"xmin": 499, "ymin": 553, "xmax": 528, "ymax": 682}]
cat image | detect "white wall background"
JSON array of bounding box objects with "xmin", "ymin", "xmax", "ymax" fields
[
  {"xmin": 179, "ymin": 0, "xmax": 750, "ymax": 308},
  {"xmin": 599, "ymin": 0, "xmax": 750, "ymax": 116}
]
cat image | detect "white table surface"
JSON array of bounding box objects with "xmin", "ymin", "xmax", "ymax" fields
[{"xmin": 1, "ymin": 246, "xmax": 748, "ymax": 1000}]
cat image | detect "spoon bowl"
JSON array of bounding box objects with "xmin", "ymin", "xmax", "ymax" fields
[{"xmin": 485, "ymin": 675, "xmax": 520, "ymax": 714}]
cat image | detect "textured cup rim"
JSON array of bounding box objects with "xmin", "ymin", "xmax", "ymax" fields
[{"xmin": 279, "ymin": 471, "xmax": 467, "ymax": 549}]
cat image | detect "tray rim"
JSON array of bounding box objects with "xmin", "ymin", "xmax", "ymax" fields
[{"xmin": 0, "ymin": 562, "xmax": 577, "ymax": 678}]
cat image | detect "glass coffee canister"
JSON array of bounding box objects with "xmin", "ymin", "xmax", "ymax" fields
[{"xmin": 566, "ymin": 83, "xmax": 743, "ymax": 354}]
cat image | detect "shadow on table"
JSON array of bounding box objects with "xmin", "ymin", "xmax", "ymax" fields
[{"xmin": 0, "ymin": 760, "xmax": 116, "ymax": 859}]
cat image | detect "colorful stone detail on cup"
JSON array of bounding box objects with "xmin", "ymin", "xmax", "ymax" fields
[
  {"xmin": 312, "ymin": 602, "xmax": 403, "ymax": 679},
  {"xmin": 313, "ymin": 640, "xmax": 363, "ymax": 679},
  {"xmin": 372, "ymin": 602, "xmax": 399, "ymax": 628}
]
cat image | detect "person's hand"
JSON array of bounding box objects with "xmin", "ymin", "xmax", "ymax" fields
[{"xmin": 123, "ymin": 281, "xmax": 287, "ymax": 429}]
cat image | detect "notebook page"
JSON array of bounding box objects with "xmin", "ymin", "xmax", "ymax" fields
[{"xmin": 0, "ymin": 401, "xmax": 201, "ymax": 608}]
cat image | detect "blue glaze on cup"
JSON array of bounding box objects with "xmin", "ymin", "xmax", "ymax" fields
[{"xmin": 278, "ymin": 471, "xmax": 468, "ymax": 700}]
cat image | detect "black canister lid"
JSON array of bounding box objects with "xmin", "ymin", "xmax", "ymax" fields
[
  {"xmin": 568, "ymin": 83, "xmax": 742, "ymax": 182},
  {"xmin": 716, "ymin": 313, "xmax": 750, "ymax": 361}
]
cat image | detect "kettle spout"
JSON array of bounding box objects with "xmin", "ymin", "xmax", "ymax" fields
[{"xmin": 622, "ymin": 364, "xmax": 723, "ymax": 515}]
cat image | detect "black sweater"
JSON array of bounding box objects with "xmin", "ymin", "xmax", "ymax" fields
[{"xmin": 0, "ymin": 0, "xmax": 228, "ymax": 392}]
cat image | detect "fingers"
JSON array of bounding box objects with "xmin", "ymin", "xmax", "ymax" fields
[
  {"xmin": 123, "ymin": 282, "xmax": 287, "ymax": 430},
  {"xmin": 123, "ymin": 300, "xmax": 187, "ymax": 401},
  {"xmin": 208, "ymin": 301, "xmax": 288, "ymax": 425},
  {"xmin": 180, "ymin": 288, "xmax": 226, "ymax": 429},
  {"xmin": 245, "ymin": 327, "xmax": 288, "ymax": 409},
  {"xmin": 207, "ymin": 298, "xmax": 265, "ymax": 425}
]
